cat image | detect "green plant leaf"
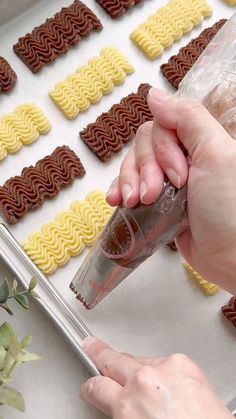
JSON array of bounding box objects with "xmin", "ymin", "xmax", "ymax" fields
[
  {"xmin": 0, "ymin": 347, "xmax": 7, "ymax": 370},
  {"xmin": 0, "ymin": 371, "xmax": 14, "ymax": 383},
  {"xmin": 0, "ymin": 279, "xmax": 10, "ymax": 304},
  {"xmin": 9, "ymin": 337, "xmax": 21, "ymax": 359},
  {"xmin": 14, "ymin": 294, "xmax": 29, "ymax": 310},
  {"xmin": 12, "ymin": 280, "xmax": 18, "ymax": 294},
  {"xmin": 28, "ymin": 277, "xmax": 37, "ymax": 292},
  {"xmin": 21, "ymin": 335, "xmax": 32, "ymax": 349},
  {"xmin": 0, "ymin": 323, "xmax": 16, "ymax": 348},
  {"xmin": 30, "ymin": 290, "xmax": 40, "ymax": 299},
  {"xmin": 0, "ymin": 303, "xmax": 13, "ymax": 316},
  {"xmin": 18, "ymin": 350, "xmax": 41, "ymax": 363},
  {"xmin": 0, "ymin": 386, "xmax": 25, "ymax": 412}
]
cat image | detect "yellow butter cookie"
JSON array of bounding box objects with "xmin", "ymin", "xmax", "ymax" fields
[
  {"xmin": 183, "ymin": 262, "xmax": 220, "ymax": 296},
  {"xmin": 49, "ymin": 47, "xmax": 134, "ymax": 119},
  {"xmin": 0, "ymin": 104, "xmax": 51, "ymax": 160},
  {"xmin": 130, "ymin": 0, "xmax": 212, "ymax": 59},
  {"xmin": 23, "ymin": 191, "xmax": 114, "ymax": 275}
]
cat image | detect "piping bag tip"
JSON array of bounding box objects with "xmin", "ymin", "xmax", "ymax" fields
[
  {"xmin": 70, "ymin": 282, "xmax": 92, "ymax": 310},
  {"xmin": 70, "ymin": 182, "xmax": 188, "ymax": 310}
]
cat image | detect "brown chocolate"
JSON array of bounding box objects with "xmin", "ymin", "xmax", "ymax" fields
[
  {"xmin": 70, "ymin": 282, "xmax": 91, "ymax": 310},
  {"xmin": 80, "ymin": 83, "xmax": 152, "ymax": 162},
  {"xmin": 203, "ymin": 83, "xmax": 236, "ymax": 140},
  {"xmin": 203, "ymin": 82, "xmax": 236, "ymax": 119},
  {"xmin": 161, "ymin": 19, "xmax": 227, "ymax": 89},
  {"xmin": 218, "ymin": 108, "xmax": 236, "ymax": 140},
  {"xmin": 0, "ymin": 145, "xmax": 85, "ymax": 224},
  {"xmin": 13, "ymin": 0, "xmax": 103, "ymax": 73},
  {"xmin": 221, "ymin": 296, "xmax": 236, "ymax": 328},
  {"xmin": 167, "ymin": 241, "xmax": 178, "ymax": 251},
  {"xmin": 0, "ymin": 57, "xmax": 17, "ymax": 93},
  {"xmin": 96, "ymin": 0, "xmax": 143, "ymax": 19}
]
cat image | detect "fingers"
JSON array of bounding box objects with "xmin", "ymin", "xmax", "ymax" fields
[
  {"xmin": 107, "ymin": 121, "xmax": 163, "ymax": 207},
  {"xmin": 148, "ymin": 88, "xmax": 231, "ymax": 158},
  {"xmin": 83, "ymin": 337, "xmax": 140, "ymax": 385},
  {"xmin": 107, "ymin": 145, "xmax": 140, "ymax": 208},
  {"xmin": 120, "ymin": 351, "xmax": 166, "ymax": 366},
  {"xmin": 135, "ymin": 121, "xmax": 164, "ymax": 204},
  {"xmin": 107, "ymin": 88, "xmax": 229, "ymax": 209},
  {"xmin": 152, "ymin": 122, "xmax": 188, "ymax": 188},
  {"xmin": 135, "ymin": 357, "xmax": 165, "ymax": 366},
  {"xmin": 119, "ymin": 144, "xmax": 140, "ymax": 207},
  {"xmin": 80, "ymin": 376, "xmax": 121, "ymax": 417},
  {"xmin": 106, "ymin": 177, "xmax": 121, "ymax": 207}
]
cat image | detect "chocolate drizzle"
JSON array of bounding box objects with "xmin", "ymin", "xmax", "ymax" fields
[
  {"xmin": 80, "ymin": 83, "xmax": 152, "ymax": 162},
  {"xmin": 70, "ymin": 282, "xmax": 91, "ymax": 310},
  {"xmin": 161, "ymin": 19, "xmax": 227, "ymax": 89},
  {"xmin": 13, "ymin": 0, "xmax": 103, "ymax": 73},
  {"xmin": 221, "ymin": 296, "xmax": 236, "ymax": 328},
  {"xmin": 96, "ymin": 0, "xmax": 143, "ymax": 18},
  {"xmin": 0, "ymin": 57, "xmax": 17, "ymax": 93},
  {"xmin": 0, "ymin": 145, "xmax": 85, "ymax": 224}
]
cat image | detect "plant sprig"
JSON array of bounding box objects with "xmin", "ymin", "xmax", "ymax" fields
[
  {"xmin": 0, "ymin": 278, "xmax": 40, "ymax": 417},
  {"xmin": 0, "ymin": 322, "xmax": 40, "ymax": 414},
  {"xmin": 0, "ymin": 277, "xmax": 39, "ymax": 315}
]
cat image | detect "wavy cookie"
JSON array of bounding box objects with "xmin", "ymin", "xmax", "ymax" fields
[
  {"xmin": 0, "ymin": 146, "xmax": 85, "ymax": 224},
  {"xmin": 183, "ymin": 262, "xmax": 220, "ymax": 295},
  {"xmin": 13, "ymin": 0, "xmax": 102, "ymax": 73},
  {"xmin": 0, "ymin": 104, "xmax": 51, "ymax": 161},
  {"xmin": 0, "ymin": 57, "xmax": 17, "ymax": 93},
  {"xmin": 96, "ymin": 0, "xmax": 143, "ymax": 18},
  {"xmin": 80, "ymin": 83, "xmax": 152, "ymax": 161},
  {"xmin": 49, "ymin": 47, "xmax": 134, "ymax": 119},
  {"xmin": 130, "ymin": 0, "xmax": 212, "ymax": 59},
  {"xmin": 23, "ymin": 191, "xmax": 114, "ymax": 275},
  {"xmin": 223, "ymin": 0, "xmax": 236, "ymax": 4},
  {"xmin": 161, "ymin": 19, "xmax": 227, "ymax": 88},
  {"xmin": 221, "ymin": 296, "xmax": 236, "ymax": 327}
]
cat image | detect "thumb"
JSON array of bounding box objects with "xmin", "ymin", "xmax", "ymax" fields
[{"xmin": 147, "ymin": 88, "xmax": 233, "ymax": 158}]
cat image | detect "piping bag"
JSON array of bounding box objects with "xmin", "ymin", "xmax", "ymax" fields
[{"xmin": 71, "ymin": 14, "xmax": 236, "ymax": 310}]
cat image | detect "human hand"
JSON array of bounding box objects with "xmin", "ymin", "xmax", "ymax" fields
[
  {"xmin": 80, "ymin": 337, "xmax": 232, "ymax": 419},
  {"xmin": 106, "ymin": 89, "xmax": 236, "ymax": 294}
]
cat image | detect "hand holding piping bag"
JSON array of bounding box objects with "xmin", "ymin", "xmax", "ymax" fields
[
  {"xmin": 107, "ymin": 88, "xmax": 236, "ymax": 296},
  {"xmin": 80, "ymin": 89, "xmax": 236, "ymax": 418}
]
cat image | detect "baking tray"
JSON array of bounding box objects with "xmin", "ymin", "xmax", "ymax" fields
[
  {"xmin": 0, "ymin": 0, "xmax": 236, "ymax": 412},
  {"xmin": 0, "ymin": 224, "xmax": 100, "ymax": 376}
]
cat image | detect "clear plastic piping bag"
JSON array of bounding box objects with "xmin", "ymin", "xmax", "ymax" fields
[{"xmin": 71, "ymin": 14, "xmax": 236, "ymax": 309}]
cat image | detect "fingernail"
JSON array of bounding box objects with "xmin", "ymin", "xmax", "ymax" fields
[
  {"xmin": 149, "ymin": 88, "xmax": 170, "ymax": 103},
  {"xmin": 140, "ymin": 181, "xmax": 147, "ymax": 203},
  {"xmin": 82, "ymin": 336, "xmax": 97, "ymax": 351},
  {"xmin": 165, "ymin": 168, "xmax": 181, "ymax": 189},
  {"xmin": 106, "ymin": 187, "xmax": 113, "ymax": 199},
  {"xmin": 122, "ymin": 184, "xmax": 133, "ymax": 206}
]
